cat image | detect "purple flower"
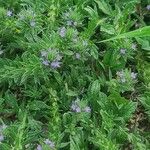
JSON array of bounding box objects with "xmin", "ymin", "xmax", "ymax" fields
[
  {"xmin": 116, "ymin": 71, "xmax": 126, "ymax": 83},
  {"xmin": 84, "ymin": 106, "xmax": 91, "ymax": 113},
  {"xmin": 71, "ymin": 101, "xmax": 81, "ymax": 113},
  {"xmin": 75, "ymin": 53, "xmax": 81, "ymax": 59},
  {"xmin": 7, "ymin": 10, "xmax": 13, "ymax": 17},
  {"xmin": 120, "ymin": 48, "xmax": 126, "ymax": 55},
  {"xmin": 120, "ymin": 78, "xmax": 126, "ymax": 83},
  {"xmin": 64, "ymin": 12, "xmax": 69, "ymax": 17},
  {"xmin": 146, "ymin": 5, "xmax": 150, "ymax": 10},
  {"xmin": 42, "ymin": 60, "xmax": 49, "ymax": 66},
  {"xmin": 73, "ymin": 21, "xmax": 77, "ymax": 26},
  {"xmin": 131, "ymin": 72, "xmax": 137, "ymax": 79},
  {"xmin": 59, "ymin": 27, "xmax": 66, "ymax": 37},
  {"xmin": 0, "ymin": 134, "xmax": 4, "ymax": 142},
  {"xmin": 116, "ymin": 71, "xmax": 124, "ymax": 78},
  {"xmin": 41, "ymin": 51, "xmax": 48, "ymax": 57},
  {"xmin": 0, "ymin": 50, "xmax": 3, "ymax": 55},
  {"xmin": 67, "ymin": 20, "xmax": 73, "ymax": 26},
  {"xmin": 131, "ymin": 43, "xmax": 137, "ymax": 50},
  {"xmin": 30, "ymin": 20, "xmax": 36, "ymax": 27},
  {"xmin": 0, "ymin": 124, "xmax": 7, "ymax": 131},
  {"xmin": 50, "ymin": 61, "xmax": 61, "ymax": 69},
  {"xmin": 83, "ymin": 40, "xmax": 88, "ymax": 47},
  {"xmin": 44, "ymin": 139, "xmax": 55, "ymax": 148},
  {"xmin": 75, "ymin": 107, "xmax": 81, "ymax": 112},
  {"xmin": 37, "ymin": 144, "xmax": 42, "ymax": 150}
]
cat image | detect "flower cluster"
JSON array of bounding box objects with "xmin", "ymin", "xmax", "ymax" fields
[
  {"xmin": 59, "ymin": 27, "xmax": 66, "ymax": 37},
  {"xmin": 120, "ymin": 48, "xmax": 126, "ymax": 55},
  {"xmin": 44, "ymin": 139, "xmax": 55, "ymax": 149},
  {"xmin": 146, "ymin": 5, "xmax": 150, "ymax": 10},
  {"xmin": 116, "ymin": 70, "xmax": 137, "ymax": 83},
  {"xmin": 40, "ymin": 49, "xmax": 62, "ymax": 69},
  {"xmin": 0, "ymin": 124, "xmax": 7, "ymax": 143},
  {"xmin": 7, "ymin": 10, "xmax": 13, "ymax": 17},
  {"xmin": 71, "ymin": 100, "xmax": 91, "ymax": 113}
]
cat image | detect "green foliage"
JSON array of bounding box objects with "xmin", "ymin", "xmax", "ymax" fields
[{"xmin": 0, "ymin": 0, "xmax": 150, "ymax": 149}]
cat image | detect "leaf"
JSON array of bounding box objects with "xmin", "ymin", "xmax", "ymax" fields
[
  {"xmin": 99, "ymin": 26, "xmax": 150, "ymax": 43},
  {"xmin": 28, "ymin": 101, "xmax": 50, "ymax": 110},
  {"xmin": 90, "ymin": 80, "xmax": 101, "ymax": 95},
  {"xmin": 66, "ymin": 90, "xmax": 78, "ymax": 97},
  {"xmin": 95, "ymin": 0, "xmax": 112, "ymax": 15}
]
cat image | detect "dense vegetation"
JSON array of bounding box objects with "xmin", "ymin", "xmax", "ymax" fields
[{"xmin": 0, "ymin": 0, "xmax": 150, "ymax": 150}]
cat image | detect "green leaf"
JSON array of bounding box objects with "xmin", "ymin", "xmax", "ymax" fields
[
  {"xmin": 95, "ymin": 0, "xmax": 112, "ymax": 15},
  {"xmin": 66, "ymin": 90, "xmax": 78, "ymax": 97},
  {"xmin": 99, "ymin": 26, "xmax": 150, "ymax": 43}
]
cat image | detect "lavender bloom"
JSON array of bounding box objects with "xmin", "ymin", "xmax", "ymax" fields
[
  {"xmin": 75, "ymin": 53, "xmax": 81, "ymax": 59},
  {"xmin": 73, "ymin": 21, "xmax": 77, "ymax": 26},
  {"xmin": 83, "ymin": 40, "xmax": 88, "ymax": 47},
  {"xmin": 42, "ymin": 60, "xmax": 49, "ymax": 66},
  {"xmin": 25, "ymin": 144, "xmax": 30, "ymax": 148},
  {"xmin": 0, "ymin": 124, "xmax": 7, "ymax": 131},
  {"xmin": 59, "ymin": 27, "xmax": 66, "ymax": 37},
  {"xmin": 0, "ymin": 50, "xmax": 3, "ymax": 55},
  {"xmin": 44, "ymin": 139, "xmax": 55, "ymax": 148},
  {"xmin": 131, "ymin": 72, "xmax": 137, "ymax": 79},
  {"xmin": 41, "ymin": 51, "xmax": 48, "ymax": 57},
  {"xmin": 7, "ymin": 10, "xmax": 13, "ymax": 16},
  {"xmin": 75, "ymin": 107, "xmax": 81, "ymax": 112},
  {"xmin": 30, "ymin": 20, "xmax": 36, "ymax": 27},
  {"xmin": 37, "ymin": 144, "xmax": 42, "ymax": 150},
  {"xmin": 47, "ymin": 48, "xmax": 52, "ymax": 52},
  {"xmin": 64, "ymin": 12, "xmax": 69, "ymax": 17},
  {"xmin": 0, "ymin": 135, "xmax": 4, "ymax": 142},
  {"xmin": 120, "ymin": 77, "xmax": 126, "ymax": 83},
  {"xmin": 50, "ymin": 61, "xmax": 61, "ymax": 69},
  {"xmin": 116, "ymin": 71, "xmax": 124, "ymax": 78},
  {"xmin": 146, "ymin": 5, "xmax": 150, "ymax": 10},
  {"xmin": 120, "ymin": 48, "xmax": 126, "ymax": 55},
  {"xmin": 84, "ymin": 106, "xmax": 91, "ymax": 113},
  {"xmin": 116, "ymin": 71, "xmax": 126, "ymax": 83},
  {"xmin": 131, "ymin": 43, "xmax": 137, "ymax": 50},
  {"xmin": 71, "ymin": 101, "xmax": 81, "ymax": 113},
  {"xmin": 67, "ymin": 20, "xmax": 73, "ymax": 26}
]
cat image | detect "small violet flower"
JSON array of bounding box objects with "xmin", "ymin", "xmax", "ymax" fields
[
  {"xmin": 83, "ymin": 40, "xmax": 88, "ymax": 47},
  {"xmin": 59, "ymin": 27, "xmax": 66, "ymax": 37},
  {"xmin": 120, "ymin": 48, "xmax": 126, "ymax": 55},
  {"xmin": 75, "ymin": 53, "xmax": 81, "ymax": 59},
  {"xmin": 30, "ymin": 20, "xmax": 36, "ymax": 27},
  {"xmin": 131, "ymin": 43, "xmax": 137, "ymax": 50},
  {"xmin": 42, "ymin": 60, "xmax": 49, "ymax": 66},
  {"xmin": 73, "ymin": 21, "xmax": 77, "ymax": 26},
  {"xmin": 84, "ymin": 106, "xmax": 91, "ymax": 113},
  {"xmin": 131, "ymin": 72, "xmax": 137, "ymax": 79},
  {"xmin": 67, "ymin": 20, "xmax": 73, "ymax": 26},
  {"xmin": 116, "ymin": 71, "xmax": 126, "ymax": 83},
  {"xmin": 50, "ymin": 61, "xmax": 61, "ymax": 69},
  {"xmin": 0, "ymin": 50, "xmax": 3, "ymax": 55},
  {"xmin": 146, "ymin": 5, "xmax": 150, "ymax": 10},
  {"xmin": 116, "ymin": 71, "xmax": 124, "ymax": 78},
  {"xmin": 0, "ymin": 124, "xmax": 7, "ymax": 131},
  {"xmin": 120, "ymin": 78, "xmax": 126, "ymax": 83},
  {"xmin": 0, "ymin": 134, "xmax": 4, "ymax": 142},
  {"xmin": 41, "ymin": 51, "xmax": 48, "ymax": 57},
  {"xmin": 71, "ymin": 101, "xmax": 81, "ymax": 113},
  {"xmin": 7, "ymin": 10, "xmax": 13, "ymax": 17},
  {"xmin": 44, "ymin": 139, "xmax": 55, "ymax": 148},
  {"xmin": 37, "ymin": 144, "xmax": 42, "ymax": 150}
]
